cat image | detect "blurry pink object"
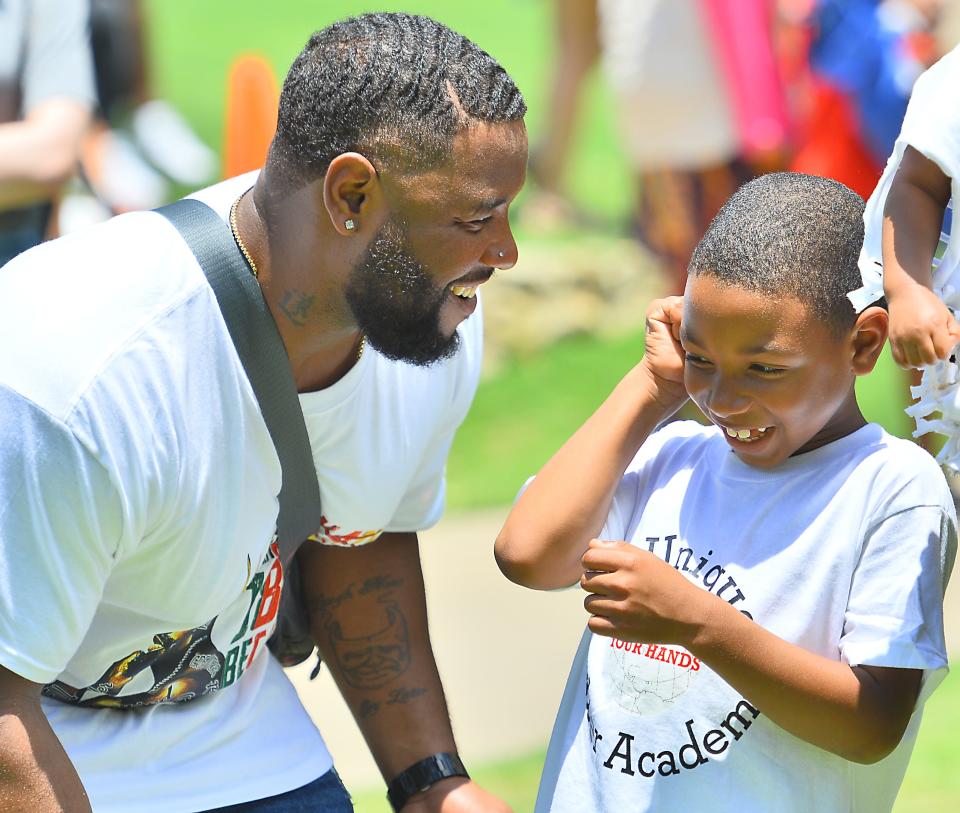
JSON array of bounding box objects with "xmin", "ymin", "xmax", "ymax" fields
[{"xmin": 700, "ymin": 0, "xmax": 792, "ymax": 159}]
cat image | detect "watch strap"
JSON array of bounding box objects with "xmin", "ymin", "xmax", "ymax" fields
[{"xmin": 386, "ymin": 752, "xmax": 469, "ymax": 812}]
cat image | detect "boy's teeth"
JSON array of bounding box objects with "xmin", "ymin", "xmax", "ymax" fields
[{"xmin": 724, "ymin": 426, "xmax": 770, "ymax": 440}]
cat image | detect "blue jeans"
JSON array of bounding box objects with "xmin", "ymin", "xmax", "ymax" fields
[{"xmin": 201, "ymin": 769, "xmax": 353, "ymax": 812}]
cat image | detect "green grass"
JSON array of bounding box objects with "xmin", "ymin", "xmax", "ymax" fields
[{"xmin": 896, "ymin": 672, "xmax": 960, "ymax": 812}]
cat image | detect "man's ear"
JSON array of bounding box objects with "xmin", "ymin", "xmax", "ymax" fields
[
  {"xmin": 850, "ymin": 305, "xmax": 889, "ymax": 375},
  {"xmin": 322, "ymin": 152, "xmax": 382, "ymax": 236}
]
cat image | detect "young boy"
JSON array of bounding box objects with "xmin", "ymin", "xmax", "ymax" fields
[
  {"xmin": 496, "ymin": 173, "xmax": 956, "ymax": 812},
  {"xmin": 848, "ymin": 45, "xmax": 960, "ymax": 464}
]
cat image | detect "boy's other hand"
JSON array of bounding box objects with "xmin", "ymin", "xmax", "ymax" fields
[
  {"xmin": 640, "ymin": 296, "xmax": 688, "ymax": 412},
  {"xmin": 580, "ymin": 538, "xmax": 711, "ymax": 647},
  {"xmin": 887, "ymin": 284, "xmax": 960, "ymax": 368}
]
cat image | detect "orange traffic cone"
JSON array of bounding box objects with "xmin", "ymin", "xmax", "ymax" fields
[{"xmin": 223, "ymin": 54, "xmax": 279, "ymax": 179}]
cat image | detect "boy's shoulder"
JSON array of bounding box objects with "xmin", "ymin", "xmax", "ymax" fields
[
  {"xmin": 849, "ymin": 425, "xmax": 955, "ymax": 518},
  {"xmin": 630, "ymin": 420, "xmax": 952, "ymax": 512}
]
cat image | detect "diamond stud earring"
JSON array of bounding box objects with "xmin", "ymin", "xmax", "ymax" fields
[
  {"xmin": 345, "ymin": 219, "xmax": 356, "ymax": 231},
  {"xmin": 498, "ymin": 251, "xmax": 505, "ymax": 258}
]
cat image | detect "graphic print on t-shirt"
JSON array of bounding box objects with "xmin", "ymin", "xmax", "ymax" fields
[
  {"xmin": 42, "ymin": 540, "xmax": 283, "ymax": 709},
  {"xmin": 588, "ymin": 531, "xmax": 761, "ymax": 780},
  {"xmin": 603, "ymin": 640, "xmax": 703, "ymax": 715},
  {"xmin": 309, "ymin": 513, "xmax": 382, "ymax": 547}
]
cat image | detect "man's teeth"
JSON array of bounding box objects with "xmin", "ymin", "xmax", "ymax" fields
[
  {"xmin": 724, "ymin": 426, "xmax": 770, "ymax": 442},
  {"xmin": 451, "ymin": 285, "xmax": 478, "ymax": 299}
]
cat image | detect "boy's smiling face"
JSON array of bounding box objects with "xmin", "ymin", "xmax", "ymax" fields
[{"xmin": 680, "ymin": 274, "xmax": 875, "ymax": 469}]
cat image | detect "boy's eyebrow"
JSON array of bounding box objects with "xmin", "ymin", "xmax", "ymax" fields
[
  {"xmin": 680, "ymin": 328, "xmax": 794, "ymax": 356},
  {"xmin": 743, "ymin": 341, "xmax": 793, "ymax": 355}
]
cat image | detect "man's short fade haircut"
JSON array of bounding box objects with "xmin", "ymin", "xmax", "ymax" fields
[
  {"xmin": 688, "ymin": 172, "xmax": 869, "ymax": 336},
  {"xmin": 268, "ymin": 12, "xmax": 526, "ymax": 188}
]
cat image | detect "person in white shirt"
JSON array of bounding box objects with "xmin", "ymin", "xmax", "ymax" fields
[
  {"xmin": 496, "ymin": 172, "xmax": 955, "ymax": 813},
  {"xmin": 0, "ymin": 13, "xmax": 526, "ymax": 813},
  {"xmin": 848, "ymin": 45, "xmax": 960, "ymax": 468},
  {"xmin": 0, "ymin": 0, "xmax": 95, "ymax": 265}
]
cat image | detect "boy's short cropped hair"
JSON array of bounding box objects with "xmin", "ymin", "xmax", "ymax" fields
[{"xmin": 688, "ymin": 172, "xmax": 867, "ymax": 336}]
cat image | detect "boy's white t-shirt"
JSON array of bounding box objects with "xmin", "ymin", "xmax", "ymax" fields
[
  {"xmin": 536, "ymin": 421, "xmax": 955, "ymax": 813},
  {"xmin": 0, "ymin": 173, "xmax": 482, "ymax": 812},
  {"xmin": 852, "ymin": 43, "xmax": 960, "ymax": 312}
]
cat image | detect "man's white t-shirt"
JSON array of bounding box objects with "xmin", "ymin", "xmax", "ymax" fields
[
  {"xmin": 0, "ymin": 173, "xmax": 482, "ymax": 812},
  {"xmin": 536, "ymin": 421, "xmax": 955, "ymax": 813}
]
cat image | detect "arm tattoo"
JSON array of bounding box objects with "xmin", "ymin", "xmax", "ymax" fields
[
  {"xmin": 388, "ymin": 687, "xmax": 427, "ymax": 705},
  {"xmin": 328, "ymin": 600, "xmax": 411, "ymax": 689},
  {"xmin": 313, "ymin": 575, "xmax": 413, "ymax": 690},
  {"xmin": 358, "ymin": 699, "xmax": 381, "ymax": 720}
]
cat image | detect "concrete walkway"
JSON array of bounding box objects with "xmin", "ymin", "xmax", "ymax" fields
[{"xmin": 289, "ymin": 507, "xmax": 960, "ymax": 792}]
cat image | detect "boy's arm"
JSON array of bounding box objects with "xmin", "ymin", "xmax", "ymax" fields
[
  {"xmin": 494, "ymin": 298, "xmax": 688, "ymax": 591},
  {"xmin": 581, "ymin": 542, "xmax": 921, "ymax": 764},
  {"xmin": 882, "ymin": 145, "xmax": 959, "ymax": 368}
]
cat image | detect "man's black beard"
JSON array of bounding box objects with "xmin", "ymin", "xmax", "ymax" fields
[{"xmin": 345, "ymin": 219, "xmax": 462, "ymax": 367}]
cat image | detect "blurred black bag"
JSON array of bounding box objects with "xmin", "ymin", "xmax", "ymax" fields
[{"xmin": 158, "ymin": 198, "xmax": 321, "ymax": 670}]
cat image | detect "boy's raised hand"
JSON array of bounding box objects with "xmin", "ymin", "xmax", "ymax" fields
[
  {"xmin": 580, "ymin": 538, "xmax": 709, "ymax": 646},
  {"xmin": 640, "ymin": 296, "xmax": 688, "ymax": 413},
  {"xmin": 887, "ymin": 285, "xmax": 960, "ymax": 368}
]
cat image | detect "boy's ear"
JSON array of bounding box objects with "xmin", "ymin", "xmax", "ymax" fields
[{"xmin": 850, "ymin": 306, "xmax": 889, "ymax": 375}]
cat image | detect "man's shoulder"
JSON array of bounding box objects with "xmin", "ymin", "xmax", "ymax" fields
[
  {"xmin": 0, "ymin": 212, "xmax": 216, "ymax": 421},
  {"xmin": 187, "ymin": 171, "xmax": 260, "ymax": 221}
]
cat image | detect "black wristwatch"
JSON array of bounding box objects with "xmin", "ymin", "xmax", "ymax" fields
[{"xmin": 386, "ymin": 752, "xmax": 470, "ymax": 812}]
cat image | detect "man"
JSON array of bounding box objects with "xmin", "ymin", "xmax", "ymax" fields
[
  {"xmin": 0, "ymin": 13, "xmax": 526, "ymax": 813},
  {"xmin": 0, "ymin": 0, "xmax": 95, "ymax": 265}
]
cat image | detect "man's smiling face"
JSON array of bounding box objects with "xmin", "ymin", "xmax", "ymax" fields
[{"xmin": 347, "ymin": 119, "xmax": 527, "ymax": 366}]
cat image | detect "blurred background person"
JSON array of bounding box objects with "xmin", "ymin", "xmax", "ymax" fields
[
  {"xmin": 525, "ymin": 0, "xmax": 790, "ymax": 294},
  {"xmin": 788, "ymin": 0, "xmax": 947, "ymax": 199},
  {"xmin": 61, "ymin": 0, "xmax": 217, "ymax": 229},
  {"xmin": 0, "ymin": 0, "xmax": 95, "ymax": 267},
  {"xmin": 599, "ymin": 0, "xmax": 790, "ymax": 293},
  {"xmin": 522, "ymin": 0, "xmax": 601, "ymax": 231}
]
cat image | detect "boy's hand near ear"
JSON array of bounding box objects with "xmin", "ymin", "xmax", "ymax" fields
[
  {"xmin": 495, "ymin": 296, "xmax": 692, "ymax": 591},
  {"xmin": 639, "ymin": 296, "xmax": 688, "ymax": 413}
]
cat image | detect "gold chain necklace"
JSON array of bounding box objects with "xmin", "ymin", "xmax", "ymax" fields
[
  {"xmin": 229, "ymin": 192, "xmax": 258, "ymax": 278},
  {"xmin": 228, "ymin": 191, "xmax": 365, "ymax": 363}
]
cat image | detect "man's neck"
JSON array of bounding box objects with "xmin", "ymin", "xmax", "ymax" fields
[{"xmin": 240, "ymin": 183, "xmax": 365, "ymax": 392}]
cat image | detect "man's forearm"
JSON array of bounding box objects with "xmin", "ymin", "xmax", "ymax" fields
[
  {"xmin": 300, "ymin": 533, "xmax": 458, "ymax": 780},
  {"xmin": 0, "ymin": 697, "xmax": 91, "ymax": 813}
]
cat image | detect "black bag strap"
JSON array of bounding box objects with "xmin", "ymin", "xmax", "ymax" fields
[{"xmin": 156, "ymin": 198, "xmax": 322, "ymax": 564}]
